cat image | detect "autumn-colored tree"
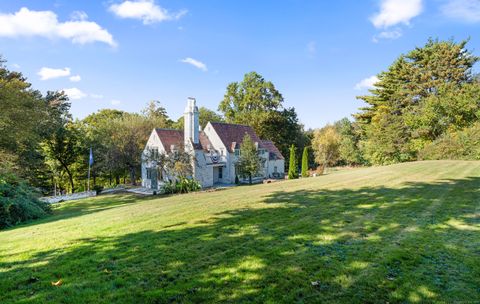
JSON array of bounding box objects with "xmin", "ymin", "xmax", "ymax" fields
[{"xmin": 312, "ymin": 125, "xmax": 341, "ymax": 171}]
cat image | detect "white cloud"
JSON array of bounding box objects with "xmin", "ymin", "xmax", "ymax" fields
[
  {"xmin": 372, "ymin": 28, "xmax": 403, "ymax": 42},
  {"xmin": 12, "ymin": 63, "xmax": 21, "ymax": 69},
  {"xmin": 38, "ymin": 67, "xmax": 71, "ymax": 80},
  {"xmin": 0, "ymin": 7, "xmax": 116, "ymax": 46},
  {"xmin": 90, "ymin": 94, "xmax": 104, "ymax": 99},
  {"xmin": 111, "ymin": 99, "xmax": 121, "ymax": 105},
  {"xmin": 355, "ymin": 76, "xmax": 379, "ymax": 90},
  {"xmin": 180, "ymin": 57, "xmax": 207, "ymax": 71},
  {"xmin": 109, "ymin": 0, "xmax": 187, "ymax": 24},
  {"xmin": 69, "ymin": 75, "xmax": 81, "ymax": 82},
  {"xmin": 62, "ymin": 87, "xmax": 87, "ymax": 99},
  {"xmin": 441, "ymin": 0, "xmax": 480, "ymax": 22},
  {"xmin": 371, "ymin": 0, "xmax": 423, "ymax": 28}
]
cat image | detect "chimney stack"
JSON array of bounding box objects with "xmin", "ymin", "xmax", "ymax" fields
[{"xmin": 184, "ymin": 97, "xmax": 199, "ymax": 145}]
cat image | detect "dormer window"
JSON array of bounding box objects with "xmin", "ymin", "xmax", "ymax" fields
[{"xmin": 234, "ymin": 149, "xmax": 240, "ymax": 157}]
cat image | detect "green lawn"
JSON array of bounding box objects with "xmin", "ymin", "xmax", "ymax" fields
[{"xmin": 1, "ymin": 161, "xmax": 479, "ymax": 303}]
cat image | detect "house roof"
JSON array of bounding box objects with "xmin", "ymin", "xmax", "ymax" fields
[
  {"xmin": 155, "ymin": 129, "xmax": 183, "ymax": 153},
  {"xmin": 154, "ymin": 123, "xmax": 284, "ymax": 159},
  {"xmin": 261, "ymin": 140, "xmax": 285, "ymax": 160},
  {"xmin": 209, "ymin": 122, "xmax": 264, "ymax": 152},
  {"xmin": 154, "ymin": 128, "xmax": 211, "ymax": 152}
]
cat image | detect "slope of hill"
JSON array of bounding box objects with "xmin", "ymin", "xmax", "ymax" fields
[{"xmin": 1, "ymin": 160, "xmax": 479, "ymax": 303}]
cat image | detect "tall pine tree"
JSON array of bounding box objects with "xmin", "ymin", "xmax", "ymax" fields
[{"xmin": 355, "ymin": 39, "xmax": 479, "ymax": 164}]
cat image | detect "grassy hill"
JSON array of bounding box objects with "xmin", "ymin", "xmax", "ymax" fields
[{"xmin": 1, "ymin": 160, "xmax": 479, "ymax": 303}]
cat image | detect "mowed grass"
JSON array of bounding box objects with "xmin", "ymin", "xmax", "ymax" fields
[{"xmin": 1, "ymin": 161, "xmax": 479, "ymax": 303}]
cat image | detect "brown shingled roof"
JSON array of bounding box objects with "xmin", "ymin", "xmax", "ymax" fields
[
  {"xmin": 261, "ymin": 140, "xmax": 285, "ymax": 160},
  {"xmin": 155, "ymin": 128, "xmax": 211, "ymax": 152},
  {"xmin": 209, "ymin": 122, "xmax": 264, "ymax": 152},
  {"xmin": 155, "ymin": 129, "xmax": 183, "ymax": 153}
]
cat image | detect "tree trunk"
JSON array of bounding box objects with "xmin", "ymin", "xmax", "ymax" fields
[
  {"xmin": 67, "ymin": 170, "xmax": 75, "ymax": 193},
  {"xmin": 56, "ymin": 158, "xmax": 75, "ymax": 193},
  {"xmin": 130, "ymin": 167, "xmax": 136, "ymax": 186},
  {"xmin": 62, "ymin": 165, "xmax": 75, "ymax": 193},
  {"xmin": 116, "ymin": 175, "xmax": 120, "ymax": 185},
  {"xmin": 249, "ymin": 173, "xmax": 252, "ymax": 185}
]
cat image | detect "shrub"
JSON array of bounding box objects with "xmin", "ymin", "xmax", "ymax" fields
[
  {"xmin": 162, "ymin": 178, "xmax": 201, "ymax": 194},
  {"xmin": 419, "ymin": 123, "xmax": 480, "ymax": 160},
  {"xmin": 0, "ymin": 171, "xmax": 51, "ymax": 229}
]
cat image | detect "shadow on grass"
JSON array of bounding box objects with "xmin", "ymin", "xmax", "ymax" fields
[
  {"xmin": 1, "ymin": 177, "xmax": 479, "ymax": 303},
  {"xmin": 3, "ymin": 193, "xmax": 163, "ymax": 231}
]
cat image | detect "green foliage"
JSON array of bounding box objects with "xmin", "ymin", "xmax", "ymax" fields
[
  {"xmin": 301, "ymin": 147, "xmax": 309, "ymax": 177},
  {"xmin": 255, "ymin": 108, "xmax": 308, "ymax": 170},
  {"xmin": 41, "ymin": 121, "xmax": 84, "ymax": 193},
  {"xmin": 0, "ymin": 169, "xmax": 50, "ymax": 229},
  {"xmin": 219, "ymin": 71, "xmax": 284, "ymax": 122},
  {"xmin": 218, "ymin": 71, "xmax": 306, "ymax": 170},
  {"xmin": 419, "ymin": 122, "xmax": 480, "ymax": 160},
  {"xmin": 334, "ymin": 118, "xmax": 364, "ymax": 165},
  {"xmin": 162, "ymin": 178, "xmax": 201, "ymax": 194},
  {"xmin": 288, "ymin": 145, "xmax": 298, "ymax": 179},
  {"xmin": 355, "ymin": 38, "xmax": 480, "ymax": 164},
  {"xmin": 0, "ymin": 58, "xmax": 69, "ymax": 189},
  {"xmin": 237, "ymin": 134, "xmax": 263, "ymax": 184}
]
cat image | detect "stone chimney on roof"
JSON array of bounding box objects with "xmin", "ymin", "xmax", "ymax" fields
[{"xmin": 184, "ymin": 97, "xmax": 199, "ymax": 145}]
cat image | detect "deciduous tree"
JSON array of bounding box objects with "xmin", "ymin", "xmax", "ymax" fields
[{"xmin": 237, "ymin": 134, "xmax": 263, "ymax": 184}]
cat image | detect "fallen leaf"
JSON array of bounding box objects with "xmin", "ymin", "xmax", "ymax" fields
[{"xmin": 51, "ymin": 279, "xmax": 62, "ymax": 286}]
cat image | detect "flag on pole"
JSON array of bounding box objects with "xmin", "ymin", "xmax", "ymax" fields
[{"xmin": 89, "ymin": 147, "xmax": 94, "ymax": 166}]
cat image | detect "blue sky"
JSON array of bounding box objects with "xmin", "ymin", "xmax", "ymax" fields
[{"xmin": 1, "ymin": 0, "xmax": 479, "ymax": 129}]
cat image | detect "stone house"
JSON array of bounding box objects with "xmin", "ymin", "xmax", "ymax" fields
[{"xmin": 141, "ymin": 98, "xmax": 285, "ymax": 189}]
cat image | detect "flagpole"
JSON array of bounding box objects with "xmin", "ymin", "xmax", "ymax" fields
[
  {"xmin": 88, "ymin": 160, "xmax": 91, "ymax": 192},
  {"xmin": 88, "ymin": 147, "xmax": 92, "ymax": 193}
]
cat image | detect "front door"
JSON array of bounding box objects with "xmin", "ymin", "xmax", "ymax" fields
[
  {"xmin": 213, "ymin": 167, "xmax": 219, "ymax": 184},
  {"xmin": 150, "ymin": 169, "xmax": 158, "ymax": 190}
]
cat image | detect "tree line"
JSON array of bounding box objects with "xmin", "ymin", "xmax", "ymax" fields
[
  {"xmin": 0, "ymin": 62, "xmax": 309, "ymax": 196},
  {"xmin": 2, "ymin": 38, "xmax": 478, "ymax": 196},
  {"xmin": 311, "ymin": 38, "xmax": 480, "ymax": 169}
]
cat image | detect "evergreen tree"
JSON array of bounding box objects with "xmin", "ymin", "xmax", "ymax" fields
[
  {"xmin": 288, "ymin": 145, "xmax": 298, "ymax": 179},
  {"xmin": 301, "ymin": 147, "xmax": 309, "ymax": 177},
  {"xmin": 355, "ymin": 38, "xmax": 479, "ymax": 164}
]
